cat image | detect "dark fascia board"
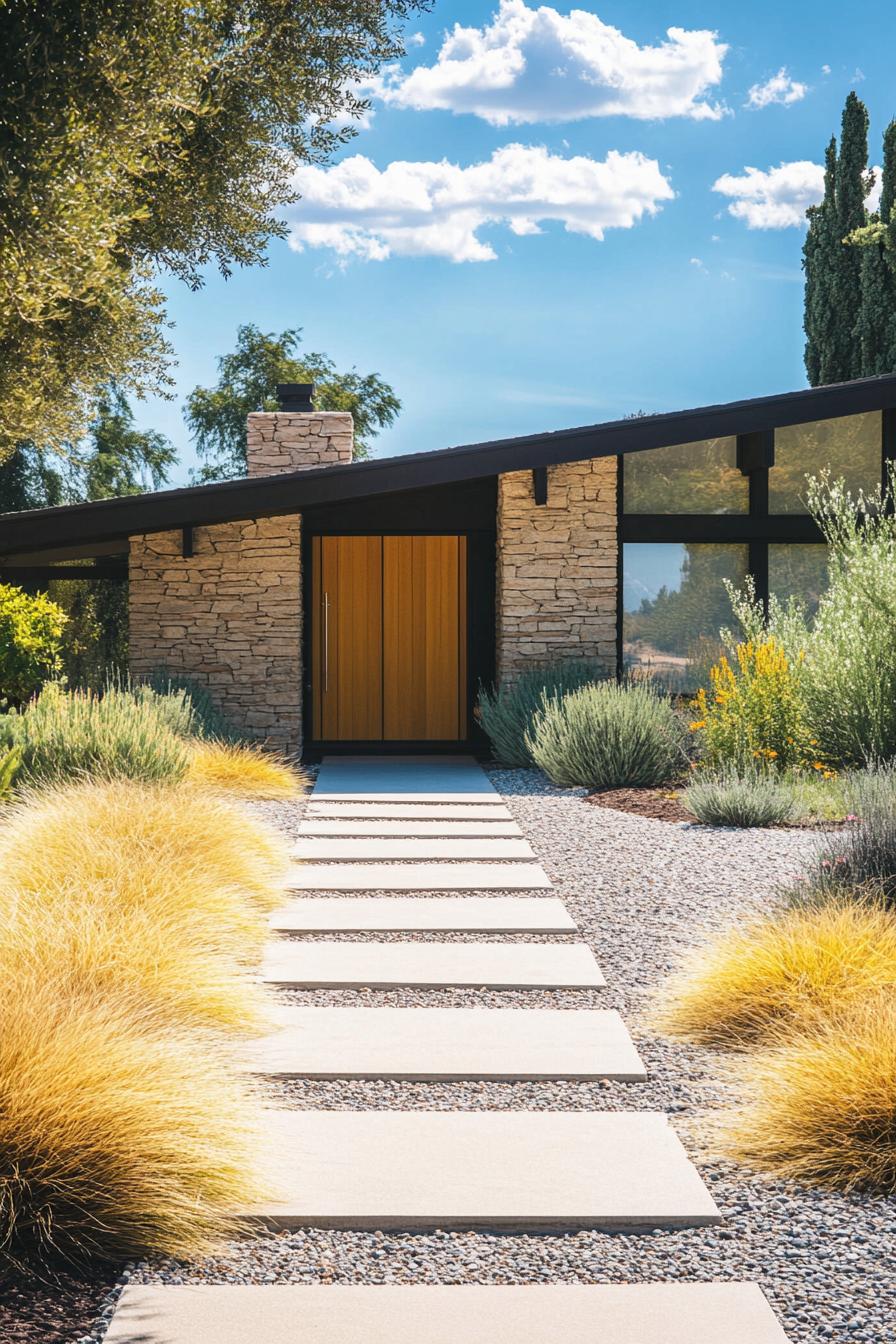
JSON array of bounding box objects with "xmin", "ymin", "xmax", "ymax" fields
[{"xmin": 3, "ymin": 373, "xmax": 896, "ymax": 557}]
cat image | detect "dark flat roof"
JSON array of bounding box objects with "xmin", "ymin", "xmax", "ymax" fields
[{"xmin": 3, "ymin": 373, "xmax": 896, "ymax": 559}]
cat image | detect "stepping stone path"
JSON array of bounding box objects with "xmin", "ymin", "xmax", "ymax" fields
[
  {"xmin": 255, "ymin": 1110, "xmax": 719, "ymax": 1230},
  {"xmin": 105, "ymin": 1283, "xmax": 791, "ymax": 1344},
  {"xmin": 262, "ymin": 940, "xmax": 605, "ymax": 989},
  {"xmin": 299, "ymin": 817, "xmax": 523, "ymax": 834},
  {"xmin": 248, "ymin": 1005, "xmax": 647, "ymax": 1080},
  {"xmin": 270, "ymin": 895, "xmax": 576, "ymax": 931},
  {"xmin": 286, "ymin": 860, "xmax": 552, "ymax": 889},
  {"xmin": 307, "ymin": 800, "xmax": 515, "ymax": 819},
  {"xmin": 107, "ymin": 755, "xmax": 790, "ymax": 1341},
  {"xmin": 292, "ymin": 836, "xmax": 536, "ymax": 860}
]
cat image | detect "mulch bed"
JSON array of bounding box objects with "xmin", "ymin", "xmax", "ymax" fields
[
  {"xmin": 0, "ymin": 1266, "xmax": 119, "ymax": 1344},
  {"xmin": 584, "ymin": 786, "xmax": 692, "ymax": 822}
]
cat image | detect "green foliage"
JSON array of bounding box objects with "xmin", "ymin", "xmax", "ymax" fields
[
  {"xmin": 684, "ymin": 768, "xmax": 795, "ymax": 829},
  {"xmin": 0, "ymin": 584, "xmax": 67, "ymax": 702},
  {"xmin": 0, "ymin": 386, "xmax": 176, "ymax": 514},
  {"xmin": 804, "ymin": 93, "xmax": 896, "ymax": 384},
  {"xmin": 527, "ymin": 681, "xmax": 686, "ymax": 789},
  {"xmin": 791, "ymin": 764, "xmax": 896, "ymax": 908},
  {"xmin": 0, "ymin": 387, "xmax": 174, "ymax": 690},
  {"xmin": 0, "ymin": 684, "xmax": 190, "ymax": 786},
  {"xmin": 0, "ymin": 747, "xmax": 22, "ymax": 800},
  {"xmin": 185, "ymin": 325, "xmax": 401, "ymax": 479},
  {"xmin": 798, "ymin": 470, "xmax": 896, "ymax": 765},
  {"xmin": 477, "ymin": 660, "xmax": 604, "ymax": 767},
  {"xmin": 0, "ymin": 0, "xmax": 425, "ymax": 457},
  {"xmin": 717, "ymin": 470, "xmax": 896, "ymax": 769}
]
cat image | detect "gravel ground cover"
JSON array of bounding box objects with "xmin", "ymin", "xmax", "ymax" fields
[{"xmin": 82, "ymin": 770, "xmax": 894, "ymax": 1343}]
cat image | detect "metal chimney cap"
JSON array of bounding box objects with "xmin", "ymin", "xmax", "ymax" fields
[{"xmin": 276, "ymin": 383, "xmax": 315, "ymax": 412}]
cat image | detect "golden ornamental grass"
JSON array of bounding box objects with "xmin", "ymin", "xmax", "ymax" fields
[
  {"xmin": 0, "ymin": 892, "xmax": 269, "ymax": 1036},
  {"xmin": 0, "ymin": 975, "xmax": 266, "ymax": 1266},
  {"xmin": 719, "ymin": 991, "xmax": 896, "ymax": 1193},
  {"xmin": 656, "ymin": 901, "xmax": 896, "ymax": 1049},
  {"xmin": 186, "ymin": 740, "xmax": 306, "ymax": 800},
  {"xmin": 0, "ymin": 777, "xmax": 290, "ymax": 916},
  {"xmin": 0, "ymin": 777, "xmax": 284, "ymax": 1266}
]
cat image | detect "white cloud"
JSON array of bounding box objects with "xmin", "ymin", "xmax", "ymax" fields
[
  {"xmin": 713, "ymin": 160, "xmax": 882, "ymax": 229},
  {"xmin": 745, "ymin": 68, "xmax": 807, "ymax": 109},
  {"xmin": 407, "ymin": 31, "xmax": 426, "ymax": 46},
  {"xmin": 376, "ymin": 0, "xmax": 727, "ymax": 125},
  {"xmin": 285, "ymin": 143, "xmax": 674, "ymax": 262},
  {"xmin": 690, "ymin": 256, "xmax": 708, "ymax": 274},
  {"xmin": 821, "ymin": 63, "xmax": 831, "ymax": 75}
]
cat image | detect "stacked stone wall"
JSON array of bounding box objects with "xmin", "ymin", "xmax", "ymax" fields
[
  {"xmin": 495, "ymin": 459, "xmax": 618, "ymax": 679},
  {"xmin": 128, "ymin": 517, "xmax": 301, "ymax": 752}
]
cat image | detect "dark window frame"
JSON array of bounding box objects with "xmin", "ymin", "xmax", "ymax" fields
[{"xmin": 617, "ymin": 406, "xmax": 896, "ymax": 677}]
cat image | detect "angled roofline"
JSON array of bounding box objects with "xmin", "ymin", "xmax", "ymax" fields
[{"xmin": 3, "ymin": 373, "xmax": 896, "ymax": 558}]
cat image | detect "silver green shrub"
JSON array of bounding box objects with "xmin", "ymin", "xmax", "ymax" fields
[
  {"xmin": 145, "ymin": 668, "xmax": 238, "ymax": 742},
  {"xmin": 0, "ymin": 683, "xmax": 190, "ymax": 785},
  {"xmin": 477, "ymin": 659, "xmax": 604, "ymax": 767},
  {"xmin": 526, "ymin": 681, "xmax": 686, "ymax": 788},
  {"xmin": 684, "ymin": 768, "xmax": 795, "ymax": 828}
]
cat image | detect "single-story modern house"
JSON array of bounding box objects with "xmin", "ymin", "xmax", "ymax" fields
[{"xmin": 2, "ymin": 375, "xmax": 895, "ymax": 755}]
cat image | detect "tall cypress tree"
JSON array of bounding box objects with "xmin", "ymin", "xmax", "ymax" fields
[
  {"xmin": 853, "ymin": 121, "xmax": 896, "ymax": 376},
  {"xmin": 804, "ymin": 138, "xmax": 839, "ymax": 387},
  {"xmin": 804, "ymin": 93, "xmax": 872, "ymax": 385}
]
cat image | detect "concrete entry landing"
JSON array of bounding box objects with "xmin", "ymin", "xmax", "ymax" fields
[
  {"xmin": 262, "ymin": 940, "xmax": 604, "ymax": 989},
  {"xmin": 253, "ymin": 1110, "xmax": 720, "ymax": 1230},
  {"xmin": 248, "ymin": 1005, "xmax": 646, "ymax": 1080},
  {"xmin": 312, "ymin": 755, "xmax": 500, "ymax": 803},
  {"xmin": 270, "ymin": 896, "xmax": 576, "ymax": 933},
  {"xmin": 105, "ymin": 1284, "xmax": 790, "ymax": 1344}
]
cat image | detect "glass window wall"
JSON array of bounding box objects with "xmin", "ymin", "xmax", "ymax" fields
[
  {"xmin": 624, "ymin": 437, "xmax": 747, "ymax": 514},
  {"xmin": 622, "ymin": 543, "xmax": 749, "ymax": 691},
  {"xmin": 769, "ymin": 411, "xmax": 881, "ymax": 514}
]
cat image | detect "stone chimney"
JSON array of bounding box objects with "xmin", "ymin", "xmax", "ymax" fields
[{"xmin": 245, "ymin": 383, "xmax": 354, "ymax": 476}]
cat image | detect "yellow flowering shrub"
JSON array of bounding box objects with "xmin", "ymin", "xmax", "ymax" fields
[{"xmin": 690, "ymin": 636, "xmax": 813, "ymax": 771}]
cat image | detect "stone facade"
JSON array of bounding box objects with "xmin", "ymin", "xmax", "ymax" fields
[
  {"xmin": 495, "ymin": 458, "xmax": 618, "ymax": 679},
  {"xmin": 128, "ymin": 518, "xmax": 302, "ymax": 751},
  {"xmin": 128, "ymin": 406, "xmax": 620, "ymax": 745},
  {"xmin": 128, "ymin": 410, "xmax": 354, "ymax": 752}
]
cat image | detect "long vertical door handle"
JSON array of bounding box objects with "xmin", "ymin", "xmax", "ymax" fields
[{"xmin": 322, "ymin": 592, "xmax": 330, "ymax": 693}]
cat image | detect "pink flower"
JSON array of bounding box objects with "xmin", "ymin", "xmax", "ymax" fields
[{"xmin": 846, "ymin": 814, "xmax": 859, "ymax": 822}]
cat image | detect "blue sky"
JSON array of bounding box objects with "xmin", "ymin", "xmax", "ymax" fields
[{"xmin": 137, "ymin": 0, "xmax": 896, "ymax": 484}]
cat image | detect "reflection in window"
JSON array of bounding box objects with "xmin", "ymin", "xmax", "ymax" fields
[
  {"xmin": 768, "ymin": 544, "xmax": 829, "ymax": 620},
  {"xmin": 770, "ymin": 411, "xmax": 881, "ymax": 514},
  {"xmin": 623, "ymin": 543, "xmax": 749, "ymax": 691},
  {"xmin": 623, "ymin": 437, "xmax": 747, "ymax": 514}
]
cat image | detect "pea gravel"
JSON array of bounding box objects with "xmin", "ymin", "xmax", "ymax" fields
[{"xmin": 90, "ymin": 770, "xmax": 894, "ymax": 1344}]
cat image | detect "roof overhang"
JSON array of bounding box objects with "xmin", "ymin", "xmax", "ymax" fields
[{"xmin": 3, "ymin": 374, "xmax": 896, "ymax": 560}]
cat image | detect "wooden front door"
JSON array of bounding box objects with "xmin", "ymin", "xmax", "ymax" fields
[{"xmin": 311, "ymin": 535, "xmax": 467, "ymax": 742}]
